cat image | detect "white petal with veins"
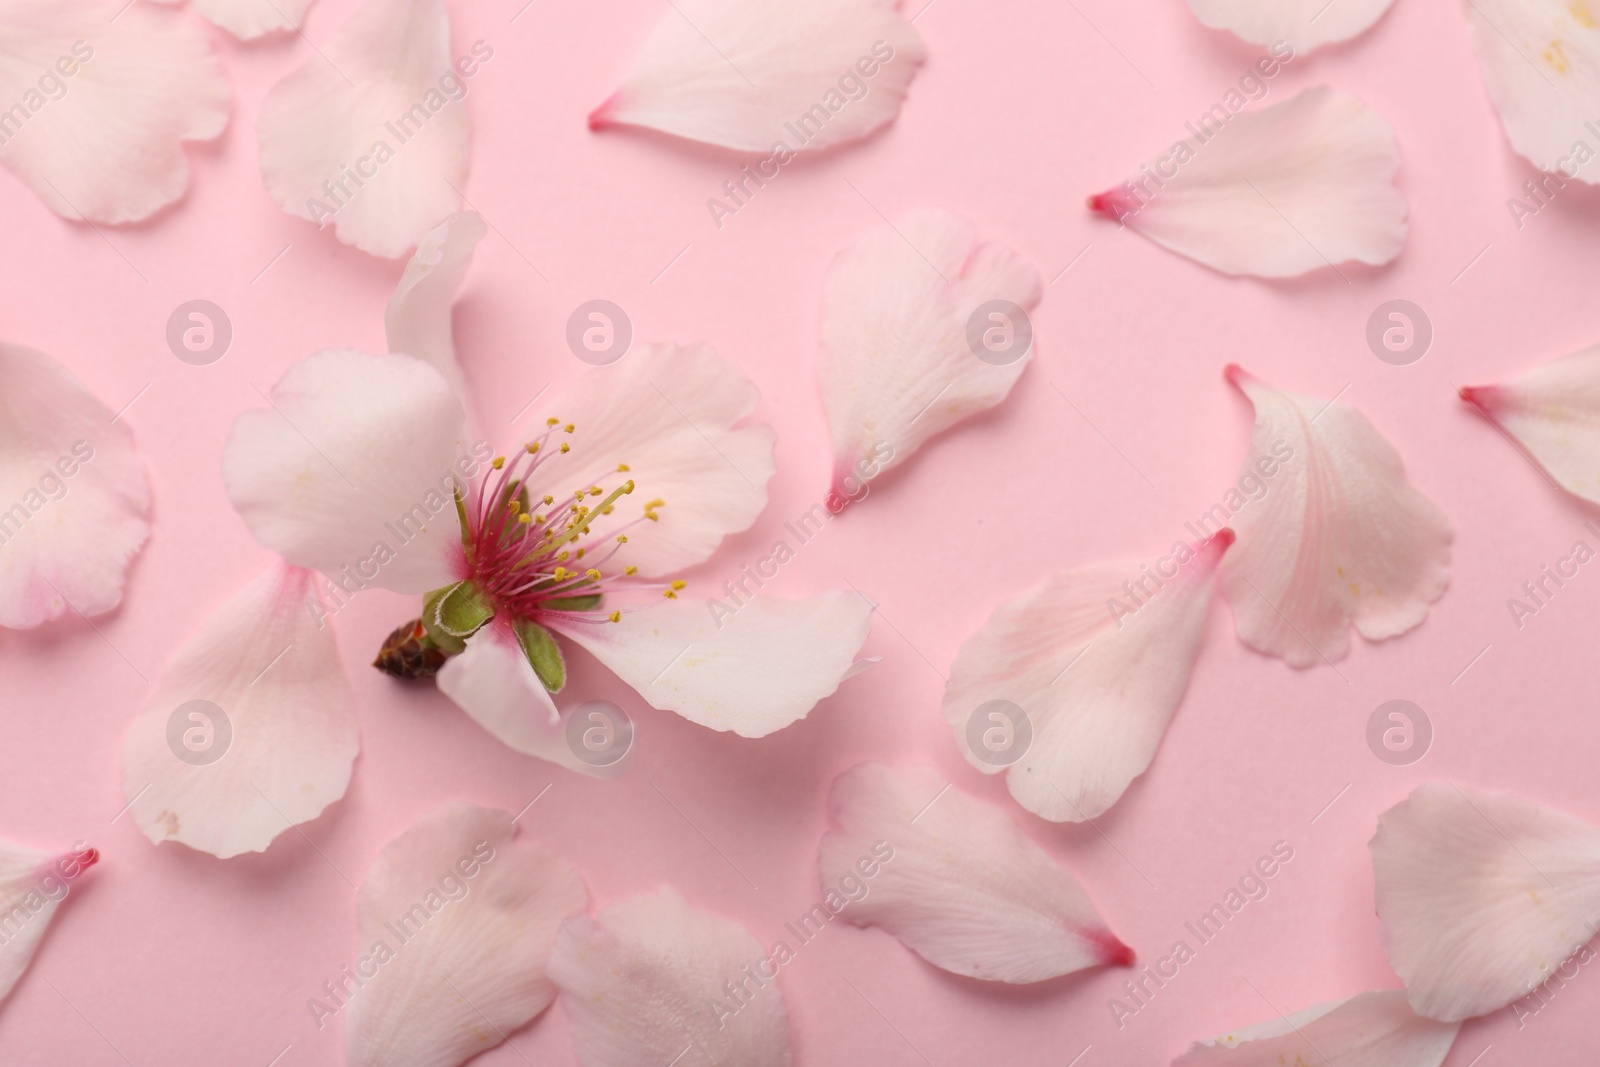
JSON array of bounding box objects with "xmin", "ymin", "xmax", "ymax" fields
[{"xmin": 1171, "ymin": 990, "xmax": 1460, "ymax": 1066}]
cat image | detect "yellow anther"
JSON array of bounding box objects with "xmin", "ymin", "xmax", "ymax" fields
[
  {"xmin": 617, "ymin": 464, "xmax": 631, "ymax": 472},
  {"xmin": 553, "ymin": 567, "xmax": 570, "ymax": 580},
  {"xmin": 575, "ymin": 490, "xmax": 586, "ymax": 501},
  {"xmin": 560, "ymin": 443, "xmax": 570, "ymax": 453},
  {"xmin": 645, "ymin": 498, "xmax": 665, "ymax": 510},
  {"xmin": 625, "ymin": 565, "xmax": 638, "ymax": 576},
  {"xmin": 491, "ymin": 456, "xmax": 505, "ymax": 470},
  {"xmin": 575, "ymin": 548, "xmax": 586, "ymax": 559},
  {"xmin": 507, "ymin": 500, "xmax": 520, "ymax": 515},
  {"xmin": 563, "ymin": 423, "xmax": 575, "ymax": 433},
  {"xmin": 518, "ymin": 513, "xmax": 532, "ymax": 525},
  {"xmin": 616, "ymin": 534, "xmax": 628, "ymax": 544},
  {"xmin": 670, "ymin": 580, "xmax": 687, "ymax": 591},
  {"xmin": 589, "ymin": 486, "xmax": 603, "ymax": 497},
  {"xmin": 557, "ymin": 551, "xmax": 570, "ymax": 562},
  {"xmin": 586, "ymin": 569, "xmax": 602, "ymax": 581},
  {"xmin": 623, "ymin": 480, "xmax": 636, "ymax": 494},
  {"xmin": 608, "ymin": 610, "xmax": 621, "ymax": 622},
  {"xmin": 547, "ymin": 417, "xmax": 560, "ymax": 427},
  {"xmin": 662, "ymin": 590, "xmax": 678, "ymax": 599},
  {"xmin": 526, "ymin": 442, "xmax": 539, "ymax": 453},
  {"xmin": 646, "ymin": 512, "xmax": 659, "ymax": 522}
]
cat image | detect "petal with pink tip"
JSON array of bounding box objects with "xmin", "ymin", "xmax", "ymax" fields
[
  {"xmin": 0, "ymin": 842, "xmax": 97, "ymax": 1004},
  {"xmin": 1172, "ymin": 990, "xmax": 1459, "ymax": 1066},
  {"xmin": 344, "ymin": 804, "xmax": 587, "ymax": 1067},
  {"xmin": 0, "ymin": 0, "xmax": 228, "ymax": 224},
  {"xmin": 819, "ymin": 210, "xmax": 1042, "ymax": 500},
  {"xmin": 516, "ymin": 342, "xmax": 776, "ymax": 578},
  {"xmin": 943, "ymin": 532, "xmax": 1231, "ymax": 823},
  {"xmin": 1184, "ymin": 2, "xmax": 1394, "ymax": 53},
  {"xmin": 590, "ymin": 0, "xmax": 924, "ymax": 153},
  {"xmin": 549, "ymin": 592, "xmax": 872, "ymax": 737},
  {"xmin": 1088, "ymin": 86, "xmax": 1406, "ymax": 278},
  {"xmin": 549, "ymin": 887, "xmax": 792, "ymax": 1067},
  {"xmin": 1462, "ymin": 0, "xmax": 1600, "ymax": 182},
  {"xmin": 1370, "ymin": 782, "xmax": 1600, "ymax": 1022},
  {"xmin": 257, "ymin": 0, "xmax": 467, "ymax": 258},
  {"xmin": 819, "ymin": 762, "xmax": 1133, "ymax": 983},
  {"xmin": 0, "ymin": 344, "xmax": 150, "ymax": 629},
  {"xmin": 119, "ymin": 564, "xmax": 359, "ymax": 858},
  {"xmin": 222, "ymin": 349, "xmax": 473, "ymax": 596},
  {"xmin": 1461, "ymin": 343, "xmax": 1600, "ymax": 504},
  {"xmin": 385, "ymin": 211, "xmax": 486, "ymax": 408},
  {"xmin": 1220, "ymin": 366, "xmax": 1452, "ymax": 668}
]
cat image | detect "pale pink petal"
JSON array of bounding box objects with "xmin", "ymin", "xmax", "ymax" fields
[
  {"xmin": 344, "ymin": 803, "xmax": 587, "ymax": 1067},
  {"xmin": 943, "ymin": 531, "xmax": 1231, "ymax": 823},
  {"xmin": 550, "ymin": 592, "xmax": 871, "ymax": 737},
  {"xmin": 0, "ymin": 841, "xmax": 97, "ymax": 1004},
  {"xmin": 0, "ymin": 344, "xmax": 149, "ymax": 629},
  {"xmin": 590, "ymin": 0, "xmax": 924, "ymax": 153},
  {"xmin": 222, "ymin": 349, "xmax": 474, "ymax": 595},
  {"xmin": 1370, "ymin": 782, "xmax": 1600, "ymax": 1022},
  {"xmin": 1221, "ymin": 366, "xmax": 1452, "ymax": 668},
  {"xmin": 166, "ymin": 0, "xmax": 318, "ymax": 40},
  {"xmin": 1463, "ymin": 0, "xmax": 1600, "ymax": 181},
  {"xmin": 549, "ymin": 887, "xmax": 792, "ymax": 1067},
  {"xmin": 820, "ymin": 210, "xmax": 1042, "ymax": 500},
  {"xmin": 257, "ymin": 0, "xmax": 467, "ymax": 258},
  {"xmin": 119, "ymin": 564, "xmax": 360, "ymax": 859},
  {"xmin": 1172, "ymin": 990, "xmax": 1459, "ymax": 1066},
  {"xmin": 435, "ymin": 627, "xmax": 605, "ymax": 775},
  {"xmin": 0, "ymin": 0, "xmax": 228, "ymax": 224},
  {"xmin": 1089, "ymin": 86, "xmax": 1406, "ymax": 278},
  {"xmin": 1461, "ymin": 343, "xmax": 1600, "ymax": 504},
  {"xmin": 819, "ymin": 762, "xmax": 1132, "ymax": 983},
  {"xmin": 517, "ymin": 343, "xmax": 775, "ymax": 578},
  {"xmin": 1184, "ymin": 2, "xmax": 1394, "ymax": 53},
  {"xmin": 385, "ymin": 211, "xmax": 486, "ymax": 408}
]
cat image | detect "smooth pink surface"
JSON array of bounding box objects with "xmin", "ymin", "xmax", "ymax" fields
[{"xmin": 3, "ymin": 0, "xmax": 1599, "ymax": 1063}]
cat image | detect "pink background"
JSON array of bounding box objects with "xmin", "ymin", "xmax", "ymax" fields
[{"xmin": 3, "ymin": 0, "xmax": 1600, "ymax": 1062}]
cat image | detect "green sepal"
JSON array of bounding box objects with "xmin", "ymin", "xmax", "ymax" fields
[
  {"xmin": 453, "ymin": 487, "xmax": 473, "ymax": 558},
  {"xmin": 428, "ymin": 580, "xmax": 495, "ymax": 640},
  {"xmin": 513, "ymin": 618, "xmax": 566, "ymax": 692}
]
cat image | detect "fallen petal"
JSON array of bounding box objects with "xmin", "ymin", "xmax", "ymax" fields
[
  {"xmin": 1171, "ymin": 990, "xmax": 1459, "ymax": 1066},
  {"xmin": 1184, "ymin": 2, "xmax": 1394, "ymax": 54},
  {"xmin": 1461, "ymin": 343, "xmax": 1600, "ymax": 504},
  {"xmin": 385, "ymin": 211, "xmax": 487, "ymax": 409},
  {"xmin": 0, "ymin": 841, "xmax": 97, "ymax": 1004}
]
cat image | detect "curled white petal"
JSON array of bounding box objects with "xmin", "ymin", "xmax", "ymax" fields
[
  {"xmin": 119, "ymin": 564, "xmax": 360, "ymax": 859},
  {"xmin": 385, "ymin": 211, "xmax": 486, "ymax": 409},
  {"xmin": 1185, "ymin": 2, "xmax": 1394, "ymax": 53},
  {"xmin": 1461, "ymin": 343, "xmax": 1600, "ymax": 504},
  {"xmin": 1090, "ymin": 86, "xmax": 1406, "ymax": 278},
  {"xmin": 1172, "ymin": 990, "xmax": 1459, "ymax": 1066},
  {"xmin": 1220, "ymin": 365, "xmax": 1452, "ymax": 667},
  {"xmin": 1370, "ymin": 782, "xmax": 1600, "ymax": 1022},
  {"xmin": 819, "ymin": 762, "xmax": 1133, "ymax": 983},
  {"xmin": 0, "ymin": 344, "xmax": 150, "ymax": 629},
  {"xmin": 0, "ymin": 841, "xmax": 97, "ymax": 1004},
  {"xmin": 943, "ymin": 531, "xmax": 1231, "ymax": 823},
  {"xmin": 820, "ymin": 210, "xmax": 1041, "ymax": 499}
]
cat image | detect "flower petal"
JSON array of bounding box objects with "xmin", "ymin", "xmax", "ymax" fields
[
  {"xmin": 119, "ymin": 564, "xmax": 360, "ymax": 859},
  {"xmin": 0, "ymin": 0, "xmax": 229, "ymax": 224},
  {"xmin": 1220, "ymin": 366, "xmax": 1452, "ymax": 668},
  {"xmin": 549, "ymin": 887, "xmax": 792, "ymax": 1067},
  {"xmin": 1370, "ymin": 782, "xmax": 1600, "ymax": 1022},
  {"xmin": 1184, "ymin": 2, "xmax": 1394, "ymax": 53},
  {"xmin": 819, "ymin": 762, "xmax": 1133, "ymax": 982},
  {"xmin": 385, "ymin": 211, "xmax": 486, "ymax": 408},
  {"xmin": 257, "ymin": 0, "xmax": 467, "ymax": 258},
  {"xmin": 1089, "ymin": 86, "xmax": 1406, "ymax": 278},
  {"xmin": 820, "ymin": 210, "xmax": 1042, "ymax": 499},
  {"xmin": 1461, "ymin": 343, "xmax": 1600, "ymax": 504},
  {"xmin": 0, "ymin": 344, "xmax": 150, "ymax": 629},
  {"xmin": 590, "ymin": 0, "xmax": 924, "ymax": 153},
  {"xmin": 1463, "ymin": 0, "xmax": 1600, "ymax": 181},
  {"xmin": 0, "ymin": 841, "xmax": 97, "ymax": 1004},
  {"xmin": 175, "ymin": 0, "xmax": 318, "ymax": 40},
  {"xmin": 222, "ymin": 349, "xmax": 473, "ymax": 595},
  {"xmin": 549, "ymin": 591, "xmax": 871, "ymax": 737},
  {"xmin": 518, "ymin": 342, "xmax": 776, "ymax": 578},
  {"xmin": 344, "ymin": 803, "xmax": 587, "ymax": 1067},
  {"xmin": 1172, "ymin": 990, "xmax": 1460, "ymax": 1066},
  {"xmin": 943, "ymin": 531, "xmax": 1231, "ymax": 823}
]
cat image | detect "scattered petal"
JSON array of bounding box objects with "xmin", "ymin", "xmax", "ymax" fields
[
  {"xmin": 0, "ymin": 0, "xmax": 229, "ymax": 223},
  {"xmin": 942, "ymin": 530, "xmax": 1232, "ymax": 823},
  {"xmin": 518, "ymin": 342, "xmax": 776, "ymax": 578},
  {"xmin": 0, "ymin": 841, "xmax": 97, "ymax": 1004},
  {"xmin": 590, "ymin": 0, "xmax": 925, "ymax": 153},
  {"xmin": 819, "ymin": 210, "xmax": 1042, "ymax": 499},
  {"xmin": 1089, "ymin": 86, "xmax": 1406, "ymax": 277},
  {"xmin": 819, "ymin": 762, "xmax": 1132, "ymax": 982},
  {"xmin": 222, "ymin": 349, "xmax": 473, "ymax": 596},
  {"xmin": 1370, "ymin": 782, "xmax": 1600, "ymax": 1022},
  {"xmin": 1221, "ymin": 365, "xmax": 1451, "ymax": 667},
  {"xmin": 257, "ymin": 0, "xmax": 467, "ymax": 257},
  {"xmin": 385, "ymin": 211, "xmax": 487, "ymax": 409},
  {"xmin": 550, "ymin": 591, "xmax": 872, "ymax": 737},
  {"xmin": 0, "ymin": 344, "xmax": 150, "ymax": 629},
  {"xmin": 549, "ymin": 887, "xmax": 792, "ymax": 1067},
  {"xmin": 119, "ymin": 563, "xmax": 359, "ymax": 858},
  {"xmin": 1172, "ymin": 990, "xmax": 1459, "ymax": 1066},
  {"xmin": 154, "ymin": 0, "xmax": 318, "ymax": 40},
  {"xmin": 1462, "ymin": 0, "xmax": 1600, "ymax": 181},
  {"xmin": 345, "ymin": 803, "xmax": 587, "ymax": 1067},
  {"xmin": 1184, "ymin": 2, "xmax": 1393, "ymax": 53},
  {"xmin": 1461, "ymin": 343, "xmax": 1600, "ymax": 504}
]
